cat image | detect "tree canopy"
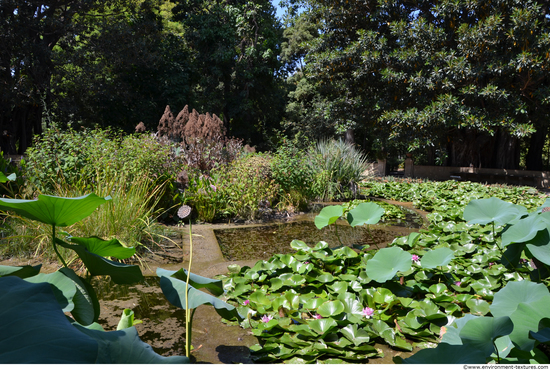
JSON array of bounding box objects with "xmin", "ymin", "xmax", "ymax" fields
[{"xmin": 292, "ymin": 0, "xmax": 550, "ymax": 168}]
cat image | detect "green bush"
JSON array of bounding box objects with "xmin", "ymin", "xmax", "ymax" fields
[
  {"xmin": 212, "ymin": 154, "xmax": 279, "ymax": 220},
  {"xmin": 271, "ymin": 140, "xmax": 318, "ymax": 210},
  {"xmin": 311, "ymin": 139, "xmax": 372, "ymax": 200}
]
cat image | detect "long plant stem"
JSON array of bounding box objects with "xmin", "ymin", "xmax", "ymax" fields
[
  {"xmin": 185, "ymin": 220, "xmax": 193, "ymax": 358},
  {"xmin": 52, "ymin": 225, "xmax": 68, "ymax": 268},
  {"xmin": 334, "ymin": 223, "xmax": 343, "ymax": 246}
]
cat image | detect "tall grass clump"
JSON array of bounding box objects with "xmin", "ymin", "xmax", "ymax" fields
[{"xmin": 312, "ymin": 139, "xmax": 372, "ymax": 200}]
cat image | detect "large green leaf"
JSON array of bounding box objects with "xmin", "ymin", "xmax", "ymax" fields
[
  {"xmin": 159, "ymin": 276, "xmax": 242, "ymax": 321},
  {"xmin": 400, "ymin": 316, "xmax": 513, "ymax": 364},
  {"xmin": 501, "ymin": 214, "xmax": 547, "ymax": 248},
  {"xmin": 156, "ymin": 267, "xmax": 224, "ymax": 296},
  {"xmin": 0, "ymin": 172, "xmax": 16, "ymax": 183},
  {"xmin": 0, "ymin": 276, "xmax": 97, "ymax": 363},
  {"xmin": 366, "ymin": 247, "xmax": 412, "ymax": 283},
  {"xmin": 491, "ymin": 281, "xmax": 550, "ymax": 352},
  {"xmin": 25, "ymin": 270, "xmax": 77, "ymax": 312},
  {"xmin": 420, "ymin": 247, "xmax": 454, "ymax": 269},
  {"xmin": 317, "ymin": 300, "xmax": 345, "ymax": 317},
  {"xmin": 341, "ymin": 324, "xmax": 371, "ymax": 346},
  {"xmin": 58, "ymin": 268, "xmax": 100, "ymax": 325},
  {"xmin": 56, "ymin": 238, "xmax": 143, "ymax": 284},
  {"xmin": 463, "ymin": 197, "xmax": 527, "ymax": 226},
  {"xmin": 346, "ymin": 202, "xmax": 385, "ymax": 227},
  {"xmin": 314, "ymin": 205, "xmax": 343, "ymax": 229},
  {"xmin": 307, "ymin": 317, "xmax": 338, "ymax": 335},
  {"xmin": 0, "ymin": 277, "xmax": 188, "ymax": 363},
  {"xmin": 524, "ymin": 229, "xmax": 550, "ymax": 266},
  {"xmin": 0, "ymin": 264, "xmax": 41, "ymax": 278},
  {"xmin": 0, "ymin": 193, "xmax": 111, "ymax": 227},
  {"xmin": 69, "ymin": 236, "xmax": 136, "ymax": 259}
]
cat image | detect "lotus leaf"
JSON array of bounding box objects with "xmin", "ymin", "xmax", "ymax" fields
[
  {"xmin": 307, "ymin": 317, "xmax": 338, "ymax": 335},
  {"xmin": 69, "ymin": 236, "xmax": 136, "ymax": 259},
  {"xmin": 0, "ymin": 277, "xmax": 187, "ymax": 364},
  {"xmin": 366, "ymin": 247, "xmax": 412, "ymax": 283},
  {"xmin": 314, "ymin": 205, "xmax": 343, "ymax": 229},
  {"xmin": 463, "ymin": 197, "xmax": 527, "ymax": 226},
  {"xmin": 0, "ymin": 193, "xmax": 111, "ymax": 227},
  {"xmin": 0, "ymin": 264, "xmax": 41, "ymax": 278},
  {"xmin": 159, "ymin": 276, "xmax": 242, "ymax": 321},
  {"xmin": 346, "ymin": 202, "xmax": 385, "ymax": 227},
  {"xmin": 524, "ymin": 229, "xmax": 550, "ymax": 265},
  {"xmin": 501, "ymin": 214, "xmax": 547, "ymax": 248},
  {"xmin": 420, "ymin": 247, "xmax": 454, "ymax": 269},
  {"xmin": 156, "ymin": 267, "xmax": 224, "ymax": 296},
  {"xmin": 491, "ymin": 281, "xmax": 550, "ymax": 351},
  {"xmin": 56, "ymin": 238, "xmax": 143, "ymax": 284}
]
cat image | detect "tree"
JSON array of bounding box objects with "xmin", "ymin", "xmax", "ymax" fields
[
  {"xmin": 0, "ymin": 1, "xmax": 125, "ymax": 154},
  {"xmin": 50, "ymin": 0, "xmax": 193, "ymax": 132},
  {"xmin": 171, "ymin": 0, "xmax": 287, "ymax": 146},
  {"xmin": 299, "ymin": 0, "xmax": 550, "ymax": 168}
]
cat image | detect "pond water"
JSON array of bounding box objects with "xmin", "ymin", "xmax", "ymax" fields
[
  {"xmin": 215, "ymin": 221, "xmax": 405, "ymax": 261},
  {"xmin": 214, "ymin": 204, "xmax": 423, "ymax": 262}
]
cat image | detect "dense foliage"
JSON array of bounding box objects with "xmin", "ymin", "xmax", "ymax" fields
[{"xmin": 286, "ymin": 0, "xmax": 550, "ymax": 168}]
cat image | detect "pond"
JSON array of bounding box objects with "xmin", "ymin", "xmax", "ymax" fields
[{"xmin": 214, "ymin": 203, "xmax": 423, "ymax": 261}]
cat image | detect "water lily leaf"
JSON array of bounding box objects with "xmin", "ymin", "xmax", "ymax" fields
[
  {"xmin": 317, "ymin": 300, "xmax": 345, "ymax": 317},
  {"xmin": 290, "ymin": 240, "xmax": 311, "ymax": 252},
  {"xmin": 466, "ymin": 299, "xmax": 490, "ymax": 316},
  {"xmin": 303, "ymin": 297, "xmax": 327, "ymax": 310},
  {"xmin": 56, "ymin": 239, "xmax": 143, "ymax": 284},
  {"xmin": 501, "ymin": 214, "xmax": 547, "ymax": 248},
  {"xmin": 463, "ymin": 197, "xmax": 527, "ymax": 226},
  {"xmin": 156, "ymin": 267, "xmax": 223, "ymax": 296},
  {"xmin": 307, "ymin": 317, "xmax": 338, "ymax": 335},
  {"xmin": 0, "ymin": 193, "xmax": 111, "ymax": 227},
  {"xmin": 333, "ymin": 246, "xmax": 358, "ymax": 258},
  {"xmin": 420, "ymin": 247, "xmax": 454, "ymax": 269},
  {"xmin": 69, "ymin": 236, "xmax": 136, "ymax": 259},
  {"xmin": 341, "ymin": 324, "xmax": 371, "ymax": 346},
  {"xmin": 0, "ymin": 264, "xmax": 41, "ymax": 278},
  {"xmin": 159, "ymin": 276, "xmax": 242, "ymax": 321},
  {"xmin": 407, "ymin": 232, "xmax": 421, "ymax": 248},
  {"xmin": 491, "ymin": 281, "xmax": 550, "ymax": 352},
  {"xmin": 0, "ymin": 277, "xmax": 187, "ymax": 364},
  {"xmin": 347, "ymin": 202, "xmax": 385, "ymax": 227},
  {"xmin": 317, "ymin": 273, "xmax": 335, "ymax": 283},
  {"xmin": 366, "ymin": 247, "xmax": 412, "ymax": 283},
  {"xmin": 314, "ymin": 205, "xmax": 343, "ymax": 229}
]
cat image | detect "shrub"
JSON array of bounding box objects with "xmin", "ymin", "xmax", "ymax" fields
[
  {"xmin": 214, "ymin": 153, "xmax": 279, "ymax": 220},
  {"xmin": 271, "ymin": 139, "xmax": 318, "ymax": 211},
  {"xmin": 311, "ymin": 139, "xmax": 372, "ymax": 200}
]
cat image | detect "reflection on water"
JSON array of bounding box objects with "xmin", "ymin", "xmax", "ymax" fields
[
  {"xmin": 215, "ymin": 221, "xmax": 405, "ymax": 261},
  {"xmin": 92, "ymin": 276, "xmax": 187, "ymax": 356}
]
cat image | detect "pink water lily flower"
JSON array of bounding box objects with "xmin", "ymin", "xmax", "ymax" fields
[
  {"xmin": 312, "ymin": 313, "xmax": 322, "ymax": 319},
  {"xmin": 261, "ymin": 315, "xmax": 273, "ymax": 323},
  {"xmin": 242, "ymin": 299, "xmax": 249, "ymax": 306},
  {"xmin": 454, "ymin": 281, "xmax": 461, "ymax": 287},
  {"xmin": 411, "ymin": 254, "xmax": 420, "ymax": 263},
  {"xmin": 362, "ymin": 307, "xmax": 374, "ymax": 318}
]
